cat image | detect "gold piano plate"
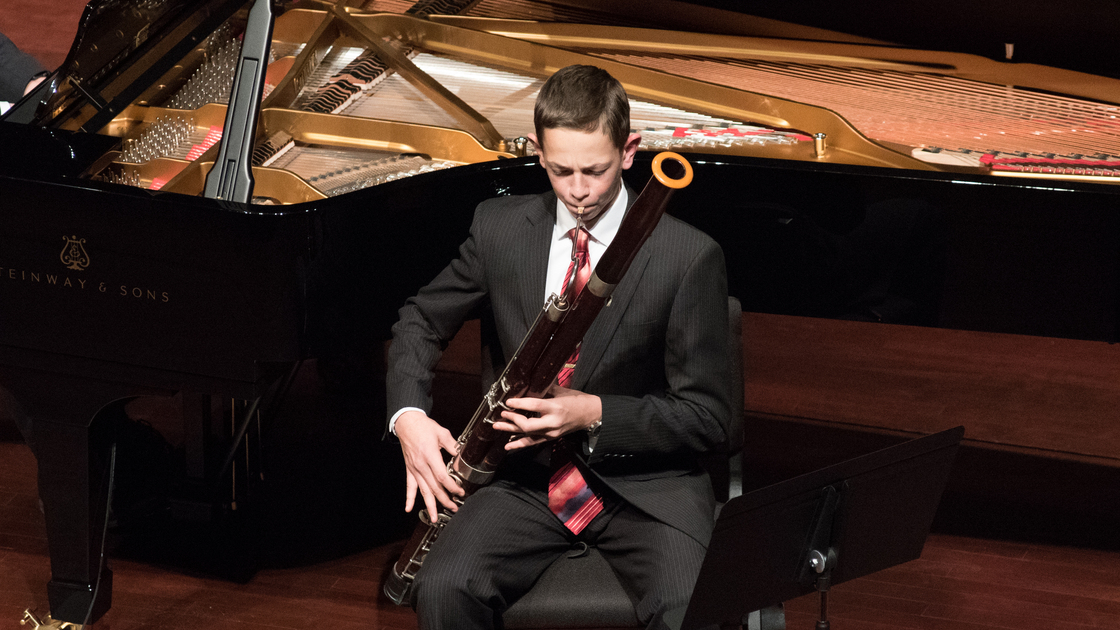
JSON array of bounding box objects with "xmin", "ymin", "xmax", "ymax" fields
[
  {"xmin": 330, "ymin": 11, "xmax": 921, "ymax": 169},
  {"xmin": 156, "ymin": 111, "xmax": 507, "ymax": 200}
]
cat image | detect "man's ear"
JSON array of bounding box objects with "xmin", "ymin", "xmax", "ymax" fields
[
  {"xmin": 527, "ymin": 133, "xmax": 544, "ymax": 163},
  {"xmin": 620, "ymin": 132, "xmax": 642, "ymax": 169}
]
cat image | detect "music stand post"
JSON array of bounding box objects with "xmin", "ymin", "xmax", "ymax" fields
[
  {"xmin": 801, "ymin": 484, "xmax": 840, "ymax": 630},
  {"xmin": 676, "ymin": 426, "xmax": 964, "ymax": 630}
]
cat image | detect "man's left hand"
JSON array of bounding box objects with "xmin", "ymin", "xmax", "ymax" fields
[{"xmin": 494, "ymin": 384, "xmax": 602, "ymax": 451}]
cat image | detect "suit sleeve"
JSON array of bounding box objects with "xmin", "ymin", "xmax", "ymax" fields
[
  {"xmin": 0, "ymin": 33, "xmax": 45, "ymax": 103},
  {"xmin": 587, "ymin": 237, "xmax": 731, "ymax": 465},
  {"xmin": 385, "ymin": 205, "xmax": 490, "ymax": 423}
]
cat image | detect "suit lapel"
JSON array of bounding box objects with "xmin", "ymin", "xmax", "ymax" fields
[{"xmin": 516, "ymin": 191, "xmax": 556, "ymax": 329}]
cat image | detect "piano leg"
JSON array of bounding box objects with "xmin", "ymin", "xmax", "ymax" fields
[
  {"xmin": 32, "ymin": 400, "xmax": 127, "ymax": 626},
  {"xmin": 4, "ymin": 362, "xmax": 271, "ymax": 625}
]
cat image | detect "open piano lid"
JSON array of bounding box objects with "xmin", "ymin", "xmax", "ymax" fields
[{"xmin": 5, "ymin": 0, "xmax": 250, "ymax": 131}]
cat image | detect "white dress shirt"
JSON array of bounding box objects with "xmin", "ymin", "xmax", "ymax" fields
[{"xmin": 544, "ymin": 187, "xmax": 627, "ymax": 302}]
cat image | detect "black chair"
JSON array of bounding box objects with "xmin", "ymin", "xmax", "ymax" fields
[{"xmin": 504, "ymin": 297, "xmax": 749, "ymax": 629}]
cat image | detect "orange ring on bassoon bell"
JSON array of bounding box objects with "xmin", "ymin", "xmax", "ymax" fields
[{"xmin": 651, "ymin": 151, "xmax": 693, "ymax": 189}]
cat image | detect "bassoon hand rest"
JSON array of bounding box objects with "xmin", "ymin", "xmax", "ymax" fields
[{"xmin": 384, "ymin": 151, "xmax": 694, "ymax": 606}]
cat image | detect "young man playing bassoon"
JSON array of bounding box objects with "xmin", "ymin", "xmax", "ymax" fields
[{"xmin": 386, "ymin": 64, "xmax": 731, "ymax": 630}]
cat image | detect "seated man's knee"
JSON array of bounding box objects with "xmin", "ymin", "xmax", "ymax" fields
[
  {"xmin": 412, "ymin": 558, "xmax": 472, "ymax": 607},
  {"xmin": 412, "ymin": 564, "xmax": 490, "ymax": 628}
]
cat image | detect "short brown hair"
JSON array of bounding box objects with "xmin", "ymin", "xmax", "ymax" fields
[{"xmin": 534, "ymin": 65, "xmax": 630, "ymax": 152}]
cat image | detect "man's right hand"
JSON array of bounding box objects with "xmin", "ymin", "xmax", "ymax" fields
[{"xmin": 395, "ymin": 410, "xmax": 464, "ymax": 523}]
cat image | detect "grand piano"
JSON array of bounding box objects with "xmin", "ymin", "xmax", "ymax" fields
[{"xmin": 4, "ymin": 0, "xmax": 1120, "ymax": 626}]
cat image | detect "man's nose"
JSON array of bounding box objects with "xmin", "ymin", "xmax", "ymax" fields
[{"xmin": 570, "ymin": 174, "xmax": 590, "ymax": 199}]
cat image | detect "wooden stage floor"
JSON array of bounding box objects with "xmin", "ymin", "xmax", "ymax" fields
[{"xmin": 5, "ymin": 435, "xmax": 1120, "ymax": 630}]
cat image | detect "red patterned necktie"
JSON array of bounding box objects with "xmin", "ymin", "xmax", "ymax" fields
[
  {"xmin": 548, "ymin": 226, "xmax": 604, "ymax": 534},
  {"xmin": 556, "ymin": 227, "xmax": 590, "ymax": 387}
]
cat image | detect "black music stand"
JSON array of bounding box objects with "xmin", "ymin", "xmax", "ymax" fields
[{"xmin": 669, "ymin": 426, "xmax": 964, "ymax": 630}]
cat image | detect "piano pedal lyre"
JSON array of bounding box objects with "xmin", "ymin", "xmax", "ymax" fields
[{"xmin": 20, "ymin": 609, "xmax": 85, "ymax": 630}]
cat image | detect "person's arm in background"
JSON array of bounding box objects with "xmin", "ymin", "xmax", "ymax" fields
[{"xmin": 0, "ymin": 31, "xmax": 47, "ymax": 113}]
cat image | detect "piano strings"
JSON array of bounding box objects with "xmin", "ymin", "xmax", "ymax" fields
[
  {"xmin": 333, "ymin": 52, "xmax": 799, "ymax": 150},
  {"xmin": 262, "ymin": 146, "xmax": 456, "ymax": 196},
  {"xmin": 593, "ymin": 54, "xmax": 1120, "ymax": 167}
]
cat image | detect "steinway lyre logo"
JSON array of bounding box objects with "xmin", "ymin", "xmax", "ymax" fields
[{"xmin": 60, "ymin": 235, "xmax": 90, "ymax": 271}]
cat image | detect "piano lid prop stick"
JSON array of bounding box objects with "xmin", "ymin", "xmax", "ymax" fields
[{"xmin": 203, "ymin": 0, "xmax": 274, "ymax": 203}]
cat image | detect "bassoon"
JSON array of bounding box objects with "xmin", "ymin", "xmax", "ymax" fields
[{"xmin": 384, "ymin": 152, "xmax": 694, "ymax": 605}]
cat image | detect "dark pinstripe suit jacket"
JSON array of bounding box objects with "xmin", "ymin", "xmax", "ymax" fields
[{"xmin": 387, "ymin": 187, "xmax": 731, "ymax": 546}]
